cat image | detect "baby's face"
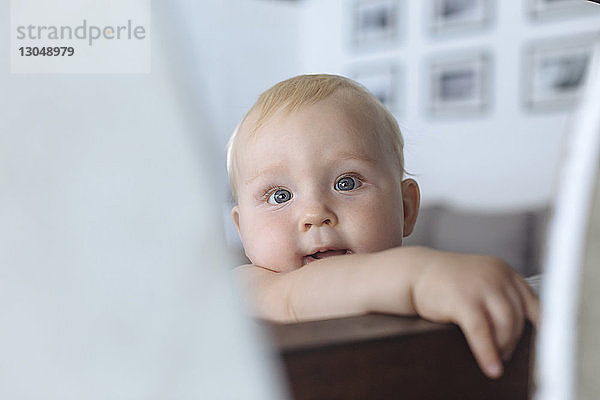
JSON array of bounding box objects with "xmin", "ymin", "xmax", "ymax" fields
[{"xmin": 232, "ymin": 94, "xmax": 417, "ymax": 272}]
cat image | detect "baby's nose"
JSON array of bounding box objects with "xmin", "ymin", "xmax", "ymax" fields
[{"xmin": 299, "ymin": 205, "xmax": 338, "ymax": 231}]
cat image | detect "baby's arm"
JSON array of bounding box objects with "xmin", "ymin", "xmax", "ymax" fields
[
  {"xmin": 236, "ymin": 249, "xmax": 417, "ymax": 322},
  {"xmin": 236, "ymin": 246, "xmax": 539, "ymax": 379}
]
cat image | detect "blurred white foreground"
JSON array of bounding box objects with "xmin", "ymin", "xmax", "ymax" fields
[
  {"xmin": 536, "ymin": 42, "xmax": 600, "ymax": 400},
  {"xmin": 0, "ymin": 2, "xmax": 286, "ymax": 399}
]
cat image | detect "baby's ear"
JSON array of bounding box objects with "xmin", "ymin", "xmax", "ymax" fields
[
  {"xmin": 231, "ymin": 205, "xmax": 241, "ymax": 234},
  {"xmin": 401, "ymin": 179, "xmax": 420, "ymax": 237}
]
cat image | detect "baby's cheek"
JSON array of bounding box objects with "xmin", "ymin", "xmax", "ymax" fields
[
  {"xmin": 361, "ymin": 202, "xmax": 404, "ymax": 250},
  {"xmin": 246, "ymin": 222, "xmax": 298, "ymax": 272}
]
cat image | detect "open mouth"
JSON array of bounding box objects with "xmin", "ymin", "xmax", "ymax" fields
[{"xmin": 303, "ymin": 249, "xmax": 351, "ymax": 265}]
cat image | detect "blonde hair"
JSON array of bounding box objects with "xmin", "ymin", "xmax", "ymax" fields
[{"xmin": 226, "ymin": 74, "xmax": 404, "ymax": 202}]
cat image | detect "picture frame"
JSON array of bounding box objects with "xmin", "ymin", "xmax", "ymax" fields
[
  {"xmin": 523, "ymin": 36, "xmax": 596, "ymax": 111},
  {"xmin": 427, "ymin": 51, "xmax": 491, "ymax": 117},
  {"xmin": 527, "ymin": 0, "xmax": 600, "ymax": 20},
  {"xmin": 351, "ymin": 62, "xmax": 402, "ymax": 115},
  {"xmin": 429, "ymin": 0, "xmax": 493, "ymax": 35},
  {"xmin": 351, "ymin": 0, "xmax": 402, "ymax": 50}
]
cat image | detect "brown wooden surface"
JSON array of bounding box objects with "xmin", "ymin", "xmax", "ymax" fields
[{"xmin": 268, "ymin": 314, "xmax": 534, "ymax": 400}]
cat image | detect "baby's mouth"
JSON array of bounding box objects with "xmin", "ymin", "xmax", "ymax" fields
[{"xmin": 303, "ymin": 249, "xmax": 352, "ymax": 265}]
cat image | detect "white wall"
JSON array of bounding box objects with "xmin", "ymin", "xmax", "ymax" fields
[
  {"xmin": 175, "ymin": 0, "xmax": 303, "ymax": 150},
  {"xmin": 300, "ymin": 0, "xmax": 600, "ymax": 210}
]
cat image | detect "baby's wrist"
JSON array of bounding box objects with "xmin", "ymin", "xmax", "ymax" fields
[{"xmin": 360, "ymin": 247, "xmax": 430, "ymax": 315}]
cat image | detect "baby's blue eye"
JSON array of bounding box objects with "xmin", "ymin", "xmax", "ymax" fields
[
  {"xmin": 268, "ymin": 189, "xmax": 292, "ymax": 204},
  {"xmin": 335, "ymin": 176, "xmax": 358, "ymax": 191}
]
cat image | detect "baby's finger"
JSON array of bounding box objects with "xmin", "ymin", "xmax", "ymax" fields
[
  {"xmin": 485, "ymin": 292, "xmax": 521, "ymax": 361},
  {"xmin": 501, "ymin": 286, "xmax": 525, "ymax": 361},
  {"xmin": 513, "ymin": 275, "xmax": 540, "ymax": 326},
  {"xmin": 459, "ymin": 306, "xmax": 503, "ymax": 379}
]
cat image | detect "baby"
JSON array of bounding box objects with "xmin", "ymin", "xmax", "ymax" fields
[{"xmin": 227, "ymin": 74, "xmax": 539, "ymax": 379}]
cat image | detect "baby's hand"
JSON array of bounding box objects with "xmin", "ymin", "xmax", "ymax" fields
[{"xmin": 410, "ymin": 250, "xmax": 539, "ymax": 379}]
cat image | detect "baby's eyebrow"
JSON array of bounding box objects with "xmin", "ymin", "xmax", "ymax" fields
[
  {"xmin": 244, "ymin": 152, "xmax": 376, "ymax": 185},
  {"xmin": 334, "ymin": 151, "xmax": 377, "ymax": 164},
  {"xmin": 244, "ymin": 163, "xmax": 288, "ymax": 185}
]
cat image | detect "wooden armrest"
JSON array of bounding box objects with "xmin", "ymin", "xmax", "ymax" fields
[{"xmin": 267, "ymin": 314, "xmax": 534, "ymax": 400}]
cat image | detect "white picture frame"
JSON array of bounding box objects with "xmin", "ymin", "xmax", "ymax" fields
[
  {"xmin": 427, "ymin": 51, "xmax": 491, "ymax": 117},
  {"xmin": 528, "ymin": 0, "xmax": 600, "ymax": 20},
  {"xmin": 351, "ymin": 0, "xmax": 402, "ymax": 50},
  {"xmin": 351, "ymin": 62, "xmax": 402, "ymax": 115},
  {"xmin": 429, "ymin": 0, "xmax": 493, "ymax": 34},
  {"xmin": 523, "ymin": 36, "xmax": 596, "ymax": 111}
]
